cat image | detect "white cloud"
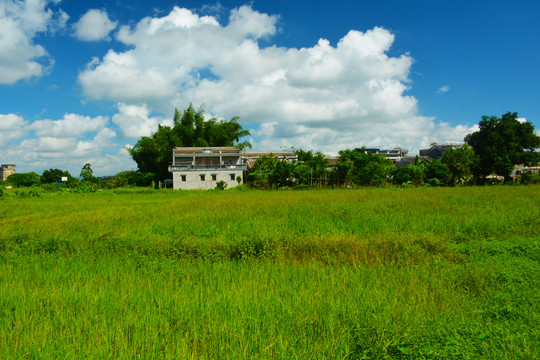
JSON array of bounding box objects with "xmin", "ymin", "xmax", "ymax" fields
[
  {"xmin": 438, "ymin": 85, "xmax": 450, "ymax": 93},
  {"xmin": 0, "ymin": 112, "xmax": 128, "ymax": 176},
  {"xmin": 79, "ymin": 5, "xmax": 278, "ymax": 108},
  {"xmin": 0, "ymin": 0, "xmax": 66, "ymax": 84},
  {"xmin": 112, "ymin": 103, "xmax": 169, "ymax": 138},
  {"xmin": 78, "ymin": 5, "xmax": 472, "ymax": 154},
  {"xmin": 88, "ymin": 145, "xmax": 136, "ymax": 176},
  {"xmin": 73, "ymin": 9, "xmax": 118, "ymax": 41},
  {"xmin": 0, "ymin": 113, "xmax": 28, "ymax": 146},
  {"xmin": 25, "ymin": 113, "xmax": 109, "ymax": 137},
  {"xmin": 19, "ymin": 136, "xmax": 76, "ymax": 153},
  {"xmin": 0, "ymin": 113, "xmax": 27, "ymax": 131}
]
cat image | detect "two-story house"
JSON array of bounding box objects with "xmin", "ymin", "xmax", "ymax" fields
[{"xmin": 168, "ymin": 147, "xmax": 246, "ymax": 190}]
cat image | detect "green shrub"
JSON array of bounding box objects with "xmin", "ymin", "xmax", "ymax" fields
[
  {"xmin": 233, "ymin": 184, "xmax": 251, "ymax": 192},
  {"xmin": 14, "ymin": 188, "xmax": 41, "ymax": 198},
  {"xmin": 521, "ymin": 173, "xmax": 540, "ymax": 184},
  {"xmin": 215, "ymin": 181, "xmax": 227, "ymax": 190},
  {"xmin": 6, "ymin": 172, "xmax": 41, "ymax": 187}
]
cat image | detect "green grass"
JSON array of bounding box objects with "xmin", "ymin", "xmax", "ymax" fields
[{"xmin": 0, "ymin": 186, "xmax": 539, "ymax": 359}]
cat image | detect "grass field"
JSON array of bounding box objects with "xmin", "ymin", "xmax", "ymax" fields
[{"xmin": 0, "ymin": 186, "xmax": 539, "ymax": 359}]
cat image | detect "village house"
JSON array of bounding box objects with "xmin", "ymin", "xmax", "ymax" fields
[
  {"xmin": 0, "ymin": 164, "xmax": 15, "ymax": 181},
  {"xmin": 168, "ymin": 148, "xmax": 298, "ymax": 190},
  {"xmin": 355, "ymin": 147, "xmax": 409, "ymax": 164},
  {"xmin": 168, "ymin": 147, "xmax": 246, "ymax": 190},
  {"xmin": 419, "ymin": 143, "xmax": 463, "ymax": 160}
]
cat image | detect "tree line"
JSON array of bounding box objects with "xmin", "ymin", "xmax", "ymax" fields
[
  {"xmin": 250, "ymin": 112, "xmax": 539, "ymax": 188},
  {"xmin": 1, "ymin": 108, "xmax": 539, "ymax": 191},
  {"xmin": 0, "ymin": 163, "xmax": 155, "ymax": 191}
]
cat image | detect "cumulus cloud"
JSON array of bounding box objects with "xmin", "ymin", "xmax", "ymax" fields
[
  {"xmin": 77, "ymin": 5, "xmax": 473, "ymax": 154},
  {"xmin": 0, "ymin": 111, "xmax": 129, "ymax": 176},
  {"xmin": 25, "ymin": 113, "xmax": 109, "ymax": 137},
  {"xmin": 79, "ymin": 5, "xmax": 278, "ymax": 107},
  {"xmin": 112, "ymin": 103, "xmax": 169, "ymax": 138},
  {"xmin": 0, "ymin": 113, "xmax": 28, "ymax": 146},
  {"xmin": 73, "ymin": 9, "xmax": 118, "ymax": 41},
  {"xmin": 0, "ymin": 0, "xmax": 66, "ymax": 84}
]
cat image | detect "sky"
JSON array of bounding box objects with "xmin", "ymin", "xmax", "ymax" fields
[{"xmin": 1, "ymin": 0, "xmax": 539, "ymax": 176}]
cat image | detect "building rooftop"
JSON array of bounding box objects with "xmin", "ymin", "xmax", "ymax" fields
[
  {"xmin": 173, "ymin": 147, "xmax": 240, "ymax": 154},
  {"xmin": 242, "ymin": 152, "xmax": 296, "ymax": 157}
]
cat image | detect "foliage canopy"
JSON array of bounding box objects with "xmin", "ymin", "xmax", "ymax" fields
[
  {"xmin": 41, "ymin": 168, "xmax": 73, "ymax": 184},
  {"xmin": 5, "ymin": 172, "xmax": 40, "ymax": 187},
  {"xmin": 465, "ymin": 112, "xmax": 540, "ymax": 180},
  {"xmin": 128, "ymin": 104, "xmax": 251, "ymax": 181}
]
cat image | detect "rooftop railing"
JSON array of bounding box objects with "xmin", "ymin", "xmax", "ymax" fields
[{"xmin": 168, "ymin": 164, "xmax": 247, "ymax": 172}]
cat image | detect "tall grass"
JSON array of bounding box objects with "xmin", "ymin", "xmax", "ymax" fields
[{"xmin": 0, "ymin": 186, "xmax": 539, "ymax": 359}]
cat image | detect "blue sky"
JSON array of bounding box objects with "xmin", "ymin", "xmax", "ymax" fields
[{"xmin": 1, "ymin": 0, "xmax": 539, "ymax": 176}]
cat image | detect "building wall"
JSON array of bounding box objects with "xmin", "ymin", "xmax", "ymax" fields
[
  {"xmin": 172, "ymin": 170, "xmax": 243, "ymax": 190},
  {"xmin": 1, "ymin": 164, "xmax": 16, "ymax": 181}
]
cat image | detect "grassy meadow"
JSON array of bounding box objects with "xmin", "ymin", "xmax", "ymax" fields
[{"xmin": 0, "ymin": 186, "xmax": 539, "ymax": 359}]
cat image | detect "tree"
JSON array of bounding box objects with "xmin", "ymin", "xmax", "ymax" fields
[
  {"xmin": 6, "ymin": 172, "xmax": 40, "ymax": 187},
  {"xmin": 41, "ymin": 168, "xmax": 73, "ymax": 184},
  {"xmin": 424, "ymin": 160, "xmax": 451, "ymax": 185},
  {"xmin": 293, "ymin": 149, "xmax": 329, "ymax": 185},
  {"xmin": 80, "ymin": 163, "xmax": 95, "ymax": 182},
  {"xmin": 128, "ymin": 104, "xmax": 251, "ymax": 182},
  {"xmin": 393, "ymin": 164, "xmax": 425, "ymax": 186},
  {"xmin": 332, "ymin": 148, "xmax": 394, "ymax": 186},
  {"xmin": 249, "ymin": 154, "xmax": 294, "ymax": 188},
  {"xmin": 442, "ymin": 145, "xmax": 477, "ymax": 185},
  {"xmin": 114, "ymin": 171, "xmax": 154, "ymax": 187},
  {"xmin": 465, "ymin": 112, "xmax": 540, "ymax": 181},
  {"xmin": 129, "ymin": 125, "xmax": 179, "ymax": 182}
]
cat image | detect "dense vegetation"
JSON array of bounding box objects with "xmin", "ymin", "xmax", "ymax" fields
[
  {"xmin": 127, "ymin": 104, "xmax": 252, "ymax": 182},
  {"xmin": 465, "ymin": 112, "xmax": 540, "ymax": 181},
  {"xmin": 2, "ymin": 111, "xmax": 538, "ymax": 190},
  {"xmin": 1, "ymin": 186, "xmax": 539, "ymax": 359}
]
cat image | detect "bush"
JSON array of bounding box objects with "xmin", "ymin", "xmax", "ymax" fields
[
  {"xmin": 233, "ymin": 184, "xmax": 251, "ymax": 192},
  {"xmin": 6, "ymin": 172, "xmax": 41, "ymax": 187},
  {"xmin": 393, "ymin": 164, "xmax": 424, "ymax": 186},
  {"xmin": 425, "ymin": 160, "xmax": 451, "ymax": 185},
  {"xmin": 114, "ymin": 171, "xmax": 155, "ymax": 187},
  {"xmin": 14, "ymin": 188, "xmax": 41, "ymax": 198},
  {"xmin": 521, "ymin": 173, "xmax": 540, "ymax": 184},
  {"xmin": 215, "ymin": 181, "xmax": 227, "ymax": 190},
  {"xmin": 427, "ymin": 178, "xmax": 442, "ymax": 187},
  {"xmin": 65, "ymin": 182, "xmax": 99, "ymax": 193}
]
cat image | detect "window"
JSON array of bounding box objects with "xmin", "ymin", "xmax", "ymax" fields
[
  {"xmin": 181, "ymin": 175, "xmax": 186, "ymax": 182},
  {"xmin": 211, "ymin": 174, "xmax": 217, "ymax": 181},
  {"xmin": 200, "ymin": 174, "xmax": 205, "ymax": 181},
  {"xmin": 230, "ymin": 174, "xmax": 236, "ymax": 181}
]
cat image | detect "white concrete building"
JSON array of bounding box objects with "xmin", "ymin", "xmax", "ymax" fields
[
  {"xmin": 1, "ymin": 164, "xmax": 15, "ymax": 181},
  {"xmin": 168, "ymin": 147, "xmax": 246, "ymax": 190}
]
